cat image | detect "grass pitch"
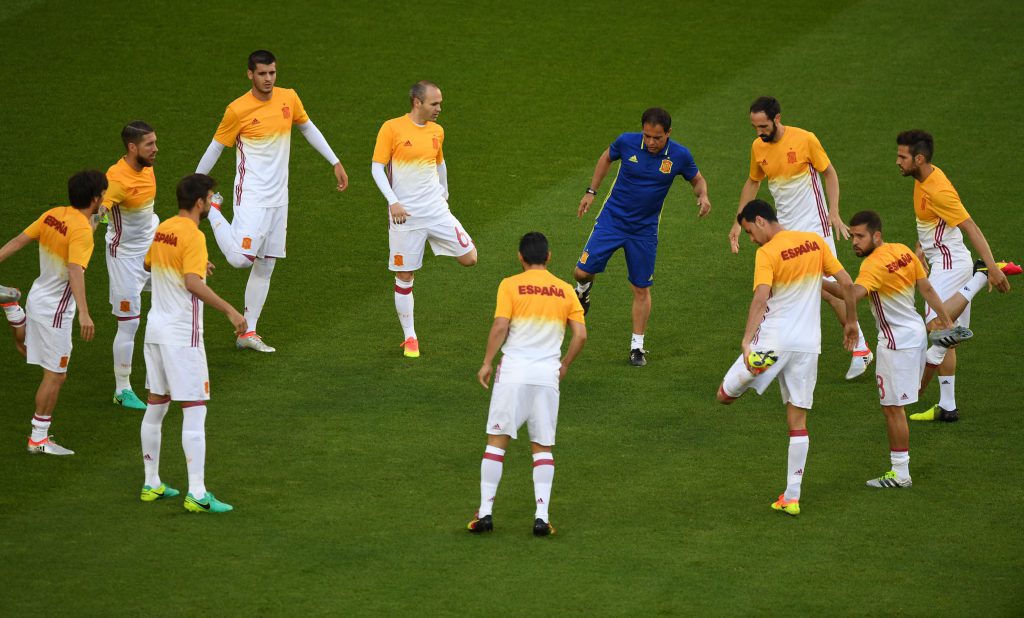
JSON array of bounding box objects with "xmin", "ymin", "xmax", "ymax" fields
[{"xmin": 0, "ymin": 1, "xmax": 1022, "ymax": 614}]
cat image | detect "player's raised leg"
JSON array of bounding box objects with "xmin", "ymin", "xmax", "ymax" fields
[{"xmin": 2, "ymin": 290, "xmax": 26, "ymax": 357}]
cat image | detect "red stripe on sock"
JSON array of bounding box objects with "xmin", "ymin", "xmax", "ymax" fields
[
  {"xmin": 117, "ymin": 315, "xmax": 141, "ymax": 321},
  {"xmin": 891, "ymin": 448, "xmax": 909, "ymax": 453},
  {"xmin": 532, "ymin": 459, "xmax": 554, "ymax": 467},
  {"xmin": 32, "ymin": 415, "xmax": 51, "ymax": 423},
  {"xmin": 394, "ymin": 284, "xmax": 413, "ymax": 295},
  {"xmin": 181, "ymin": 401, "xmax": 205, "ymax": 409},
  {"xmin": 482, "ymin": 452, "xmax": 504, "ymax": 463},
  {"xmin": 789, "ymin": 429, "xmax": 809, "ymax": 437}
]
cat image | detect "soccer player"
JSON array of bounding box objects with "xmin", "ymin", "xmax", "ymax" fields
[
  {"xmin": 0, "ymin": 170, "xmax": 106, "ymax": 455},
  {"xmin": 371, "ymin": 80, "xmax": 478, "ymax": 358},
  {"xmin": 195, "ymin": 49, "xmax": 349, "ymax": 353},
  {"xmin": 467, "ymin": 232, "xmax": 586, "ymax": 536},
  {"xmin": 574, "ymin": 107, "xmax": 710, "ymax": 367},
  {"xmin": 847, "ymin": 210, "xmax": 958, "ymax": 488},
  {"xmin": 730, "ymin": 96, "xmax": 873, "ymax": 379},
  {"xmin": 103, "ymin": 121, "xmax": 159, "ymax": 410},
  {"xmin": 896, "ymin": 130, "xmax": 1015, "ymax": 423},
  {"xmin": 139, "ymin": 174, "xmax": 247, "ymax": 512},
  {"xmin": 716, "ymin": 199, "xmax": 857, "ymax": 516}
]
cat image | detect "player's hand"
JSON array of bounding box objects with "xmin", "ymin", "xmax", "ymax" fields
[
  {"xmin": 729, "ymin": 222, "xmax": 742, "ymax": 254},
  {"xmin": 741, "ymin": 343, "xmax": 753, "ymax": 372},
  {"xmin": 988, "ymin": 267, "xmax": 1010, "ymax": 293},
  {"xmin": 477, "ymin": 364, "xmax": 493, "ymax": 389},
  {"xmin": 334, "ymin": 162, "xmax": 349, "ymax": 192},
  {"xmin": 577, "ymin": 194, "xmax": 595, "ymax": 219},
  {"xmin": 558, "ymin": 363, "xmax": 569, "ymax": 381},
  {"xmin": 389, "ymin": 202, "xmax": 410, "ymax": 225},
  {"xmin": 79, "ymin": 313, "xmax": 95, "ymax": 342},
  {"xmin": 206, "ymin": 262, "xmax": 216, "ymax": 277},
  {"xmin": 696, "ymin": 195, "xmax": 712, "ymax": 218},
  {"xmin": 830, "ymin": 212, "xmax": 851, "ymax": 240},
  {"xmin": 842, "ymin": 322, "xmax": 859, "ymax": 351},
  {"xmin": 228, "ymin": 310, "xmax": 247, "ymax": 337}
]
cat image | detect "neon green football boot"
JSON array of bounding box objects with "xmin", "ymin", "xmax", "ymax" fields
[
  {"xmin": 114, "ymin": 389, "xmax": 147, "ymax": 410},
  {"xmin": 184, "ymin": 492, "xmax": 234, "ymax": 513},
  {"xmin": 140, "ymin": 484, "xmax": 180, "ymax": 502},
  {"xmin": 771, "ymin": 493, "xmax": 800, "ymax": 516}
]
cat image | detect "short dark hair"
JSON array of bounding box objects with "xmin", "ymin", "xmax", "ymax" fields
[
  {"xmin": 518, "ymin": 232, "xmax": 549, "ymax": 266},
  {"xmin": 737, "ymin": 199, "xmax": 778, "ymax": 224},
  {"xmin": 409, "ymin": 80, "xmax": 440, "ymax": 105},
  {"xmin": 121, "ymin": 120, "xmax": 154, "ymax": 150},
  {"xmin": 177, "ymin": 174, "xmax": 216, "ymax": 211},
  {"xmin": 641, "ymin": 107, "xmax": 672, "ymax": 131},
  {"xmin": 750, "ymin": 96, "xmax": 781, "ymax": 119},
  {"xmin": 850, "ymin": 210, "xmax": 883, "ymax": 234},
  {"xmin": 248, "ymin": 50, "xmax": 276, "ymax": 71},
  {"xmin": 67, "ymin": 170, "xmax": 108, "ymax": 209},
  {"xmin": 896, "ymin": 130, "xmax": 933, "ymax": 162}
]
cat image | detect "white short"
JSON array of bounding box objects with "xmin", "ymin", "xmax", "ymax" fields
[
  {"xmin": 106, "ymin": 252, "xmax": 150, "ymax": 317},
  {"xmin": 25, "ymin": 317, "xmax": 72, "ymax": 373},
  {"xmin": 144, "ymin": 342, "xmax": 210, "ymax": 402},
  {"xmin": 388, "ymin": 212, "xmax": 474, "ymax": 271},
  {"xmin": 876, "ymin": 345, "xmax": 925, "ymax": 407},
  {"xmin": 231, "ymin": 204, "xmax": 288, "ymax": 260},
  {"xmin": 721, "ymin": 350, "xmax": 819, "ymax": 409},
  {"xmin": 924, "ymin": 265, "xmax": 972, "ymax": 327},
  {"xmin": 485, "ymin": 382, "xmax": 559, "ymax": 446}
]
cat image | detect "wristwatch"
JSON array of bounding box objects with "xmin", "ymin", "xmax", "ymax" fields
[{"xmin": 585, "ymin": 188, "xmax": 597, "ymax": 196}]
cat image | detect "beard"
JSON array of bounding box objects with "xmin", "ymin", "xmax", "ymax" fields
[
  {"xmin": 759, "ymin": 124, "xmax": 778, "ymax": 143},
  {"xmin": 132, "ymin": 153, "xmax": 154, "ymax": 168},
  {"xmin": 854, "ymin": 245, "xmax": 875, "ymax": 257}
]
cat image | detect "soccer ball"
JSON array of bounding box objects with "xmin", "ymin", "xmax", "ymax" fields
[{"xmin": 747, "ymin": 350, "xmax": 778, "ymax": 374}]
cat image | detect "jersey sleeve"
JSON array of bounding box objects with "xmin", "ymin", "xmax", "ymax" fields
[
  {"xmin": 926, "ymin": 185, "xmax": 971, "ymax": 227},
  {"xmin": 806, "ymin": 131, "xmax": 831, "ymax": 173},
  {"xmin": 213, "ymin": 105, "xmax": 242, "ymax": 147},
  {"xmin": 103, "ymin": 178, "xmax": 127, "ymax": 208},
  {"xmin": 181, "ymin": 232, "xmax": 209, "ymax": 278},
  {"xmin": 22, "ymin": 212, "xmax": 46, "ymax": 239},
  {"xmin": 436, "ymin": 126, "xmax": 445, "ymax": 165},
  {"xmin": 567, "ymin": 291, "xmax": 585, "ymax": 324},
  {"xmin": 752, "ymin": 247, "xmax": 775, "ymax": 290},
  {"xmin": 821, "ymin": 243, "xmax": 844, "ymax": 277},
  {"xmin": 494, "ymin": 279, "xmax": 514, "ymax": 319},
  {"xmin": 854, "ymin": 261, "xmax": 882, "ymax": 292},
  {"xmin": 67, "ymin": 225, "xmax": 94, "ymax": 269},
  {"xmin": 911, "ymin": 253, "xmax": 927, "ymax": 279},
  {"xmin": 676, "ymin": 146, "xmax": 699, "ymax": 181},
  {"xmin": 748, "ymin": 141, "xmax": 765, "ymax": 181},
  {"xmin": 144, "ymin": 244, "xmax": 153, "ymax": 271},
  {"xmin": 608, "ymin": 134, "xmax": 625, "ymax": 162},
  {"xmin": 290, "ymin": 90, "xmax": 309, "ymax": 125},
  {"xmin": 372, "ymin": 122, "xmax": 394, "ymax": 165}
]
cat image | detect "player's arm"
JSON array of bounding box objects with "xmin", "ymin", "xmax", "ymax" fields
[
  {"xmin": 184, "ymin": 273, "xmax": 247, "ymax": 337},
  {"xmin": 437, "ymin": 161, "xmax": 449, "ymax": 201},
  {"xmin": 477, "ymin": 317, "xmax": 510, "ymax": 389},
  {"xmin": 821, "ymin": 164, "xmax": 848, "ymax": 240},
  {"xmin": 67, "ymin": 264, "xmax": 94, "ymax": 342},
  {"xmin": 731, "ymin": 177, "xmax": 762, "ymax": 253},
  {"xmin": 958, "ymin": 218, "xmax": 1010, "ymax": 292},
  {"xmin": 740, "ymin": 284, "xmax": 772, "ymax": 363},
  {"xmin": 833, "ymin": 268, "xmax": 859, "ymax": 350},
  {"xmin": 296, "ymin": 119, "xmax": 348, "ymax": 192},
  {"xmin": 371, "ymin": 162, "xmax": 409, "ymax": 225},
  {"xmin": 0, "ymin": 233, "xmax": 34, "ymax": 263},
  {"xmin": 914, "ymin": 241, "xmax": 928, "ymax": 275},
  {"xmin": 577, "ymin": 148, "xmax": 614, "ymax": 218},
  {"xmin": 688, "ymin": 172, "xmax": 711, "ymax": 218},
  {"xmin": 196, "ymin": 140, "xmax": 225, "ymax": 175},
  {"xmin": 917, "ymin": 277, "xmax": 953, "ymax": 329},
  {"xmin": 559, "ymin": 319, "xmax": 587, "ymax": 381}
]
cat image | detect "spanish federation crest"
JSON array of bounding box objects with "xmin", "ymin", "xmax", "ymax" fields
[{"xmin": 659, "ymin": 159, "xmax": 673, "ymax": 174}]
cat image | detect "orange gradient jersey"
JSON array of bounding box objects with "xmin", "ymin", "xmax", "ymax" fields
[
  {"xmin": 752, "ymin": 230, "xmax": 843, "ymax": 353},
  {"xmin": 214, "ymin": 88, "xmax": 309, "ymax": 209},
  {"xmin": 493, "ymin": 269, "xmax": 585, "ymax": 387},
  {"xmin": 914, "ymin": 166, "xmax": 972, "ymax": 271},
  {"xmin": 749, "ymin": 127, "xmax": 832, "ymax": 240},
  {"xmin": 855, "ymin": 243, "xmax": 928, "ymax": 351},
  {"xmin": 144, "ymin": 216, "xmax": 208, "ymax": 347},
  {"xmin": 103, "ymin": 158, "xmax": 157, "ymax": 258},
  {"xmin": 23, "ymin": 206, "xmax": 94, "ymax": 328},
  {"xmin": 372, "ymin": 115, "xmax": 448, "ymax": 230}
]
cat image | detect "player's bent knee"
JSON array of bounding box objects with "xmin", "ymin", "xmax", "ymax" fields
[
  {"xmin": 147, "ymin": 393, "xmax": 171, "ymax": 405},
  {"xmin": 458, "ymin": 250, "xmax": 478, "ymax": 267},
  {"xmin": 716, "ymin": 384, "xmax": 736, "ymax": 405},
  {"xmin": 225, "ymin": 252, "xmax": 256, "ymax": 269},
  {"xmin": 573, "ymin": 267, "xmax": 594, "ymax": 282}
]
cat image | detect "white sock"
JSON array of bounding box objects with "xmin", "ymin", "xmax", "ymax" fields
[
  {"xmin": 938, "ymin": 375, "xmax": 956, "ymax": 410},
  {"xmin": 478, "ymin": 445, "xmax": 504, "ymax": 517},
  {"xmin": 575, "ymin": 280, "xmax": 591, "ymax": 294},
  {"xmin": 784, "ymin": 430, "xmax": 809, "ymax": 501},
  {"xmin": 3, "ymin": 302, "xmax": 26, "ymax": 326},
  {"xmin": 30, "ymin": 414, "xmax": 51, "ymax": 442},
  {"xmin": 394, "ymin": 278, "xmax": 416, "ymax": 340},
  {"xmin": 113, "ymin": 317, "xmax": 140, "ymax": 393},
  {"xmin": 854, "ymin": 322, "xmax": 868, "ymax": 352},
  {"xmin": 244, "ymin": 258, "xmax": 275, "ymax": 333},
  {"xmin": 891, "ymin": 450, "xmax": 910, "ymax": 480},
  {"xmin": 182, "ymin": 404, "xmax": 208, "ymax": 498},
  {"xmin": 532, "ymin": 452, "xmax": 555, "ymax": 522},
  {"xmin": 630, "ymin": 333, "xmax": 645, "ymax": 351},
  {"xmin": 926, "ymin": 345, "xmax": 947, "ymax": 366},
  {"xmin": 141, "ymin": 401, "xmax": 170, "ymax": 487},
  {"xmin": 959, "ymin": 271, "xmax": 989, "ymax": 302}
]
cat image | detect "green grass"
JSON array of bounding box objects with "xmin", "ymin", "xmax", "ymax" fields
[{"xmin": 1, "ymin": 1, "xmax": 1022, "ymax": 614}]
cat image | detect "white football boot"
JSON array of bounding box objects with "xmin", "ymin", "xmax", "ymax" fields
[
  {"xmin": 236, "ymin": 332, "xmax": 276, "ymax": 353},
  {"xmin": 27, "ymin": 436, "xmax": 75, "ymax": 456}
]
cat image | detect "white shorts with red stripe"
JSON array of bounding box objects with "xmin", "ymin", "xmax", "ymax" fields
[
  {"xmin": 144, "ymin": 342, "xmax": 210, "ymax": 401},
  {"xmin": 720, "ymin": 350, "xmax": 819, "ymax": 409},
  {"xmin": 230, "ymin": 204, "xmax": 288, "ymax": 260},
  {"xmin": 924, "ymin": 265, "xmax": 973, "ymax": 327},
  {"xmin": 25, "ymin": 317, "xmax": 72, "ymax": 373},
  {"xmin": 106, "ymin": 252, "xmax": 150, "ymax": 317},
  {"xmin": 486, "ymin": 381, "xmax": 559, "ymax": 446},
  {"xmin": 876, "ymin": 344, "xmax": 925, "ymax": 407},
  {"xmin": 388, "ymin": 212, "xmax": 474, "ymax": 272}
]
